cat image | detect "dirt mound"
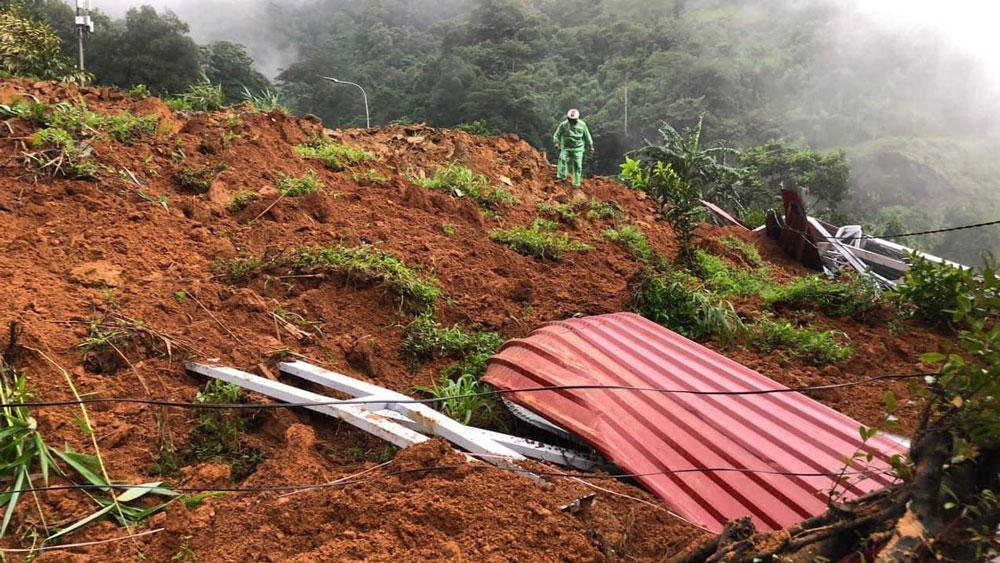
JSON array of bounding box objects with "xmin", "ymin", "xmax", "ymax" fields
[{"xmin": 0, "ymin": 79, "xmax": 948, "ymax": 559}]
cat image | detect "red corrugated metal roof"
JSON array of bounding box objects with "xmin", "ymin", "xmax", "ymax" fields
[{"xmin": 483, "ymin": 312, "xmax": 904, "ymax": 533}]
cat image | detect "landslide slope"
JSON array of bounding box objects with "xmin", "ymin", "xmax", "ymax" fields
[{"xmin": 0, "ymin": 80, "xmax": 947, "ymax": 560}]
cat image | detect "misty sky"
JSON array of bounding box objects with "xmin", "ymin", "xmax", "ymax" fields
[{"xmin": 90, "ymin": 0, "xmax": 1000, "ymax": 82}]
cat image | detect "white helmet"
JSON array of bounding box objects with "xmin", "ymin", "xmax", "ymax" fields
[{"xmin": 567, "ymin": 108, "xmax": 580, "ymax": 119}]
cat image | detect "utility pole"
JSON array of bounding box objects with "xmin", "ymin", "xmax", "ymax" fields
[
  {"xmin": 621, "ymin": 72, "xmax": 629, "ymax": 136},
  {"xmin": 74, "ymin": 0, "xmax": 93, "ymax": 86}
]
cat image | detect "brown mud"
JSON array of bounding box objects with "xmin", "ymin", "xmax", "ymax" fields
[{"xmin": 0, "ymin": 79, "xmax": 948, "ymax": 561}]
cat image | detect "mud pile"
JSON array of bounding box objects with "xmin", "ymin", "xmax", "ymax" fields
[{"xmin": 0, "ymin": 79, "xmax": 946, "ymax": 560}]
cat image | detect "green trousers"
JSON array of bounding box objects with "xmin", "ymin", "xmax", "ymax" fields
[{"xmin": 557, "ymin": 148, "xmax": 584, "ymax": 187}]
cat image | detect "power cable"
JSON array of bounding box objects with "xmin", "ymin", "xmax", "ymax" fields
[
  {"xmin": 0, "ymin": 463, "xmax": 897, "ymax": 498},
  {"xmin": 0, "ymin": 372, "xmax": 934, "ymax": 410}
]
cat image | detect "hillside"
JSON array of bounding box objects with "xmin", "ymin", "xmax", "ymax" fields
[{"xmin": 0, "ymin": 79, "xmax": 953, "ymax": 560}]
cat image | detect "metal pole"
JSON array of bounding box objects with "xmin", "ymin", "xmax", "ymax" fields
[
  {"xmin": 320, "ymin": 77, "xmax": 370, "ymax": 128},
  {"xmin": 77, "ymin": 27, "xmax": 85, "ymax": 86}
]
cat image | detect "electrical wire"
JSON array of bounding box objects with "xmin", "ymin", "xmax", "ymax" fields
[
  {"xmin": 0, "ymin": 372, "xmax": 934, "ymax": 411},
  {"xmin": 774, "ymin": 219, "xmax": 1000, "ymax": 245},
  {"xmin": 0, "ymin": 462, "xmax": 897, "ymax": 498}
]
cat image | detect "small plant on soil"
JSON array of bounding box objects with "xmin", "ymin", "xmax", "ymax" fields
[
  {"xmin": 289, "ymin": 244, "xmax": 441, "ymax": 306},
  {"xmin": 175, "ymin": 162, "xmax": 228, "ymax": 193},
  {"xmin": 178, "ymin": 380, "xmax": 265, "ymax": 481},
  {"xmin": 605, "ymin": 225, "xmax": 653, "ymax": 263},
  {"xmin": 227, "ymin": 190, "xmax": 259, "ymax": 212},
  {"xmin": 276, "ymin": 170, "xmax": 324, "ymax": 196},
  {"xmin": 25, "ymin": 127, "xmax": 98, "ymax": 178},
  {"xmin": 586, "ymin": 199, "xmax": 624, "ymax": 220},
  {"xmin": 536, "ymin": 201, "xmax": 581, "ymax": 225},
  {"xmin": 294, "ymin": 139, "xmax": 373, "ymax": 171},
  {"xmin": 413, "ymin": 162, "xmax": 519, "ymax": 209},
  {"xmin": 241, "ymin": 86, "xmax": 288, "ymax": 113},
  {"xmin": 0, "ymin": 351, "xmax": 176, "ymax": 545},
  {"xmin": 441, "ymin": 223, "xmax": 456, "ymax": 237},
  {"xmin": 403, "ymin": 312, "xmax": 503, "ymax": 362},
  {"xmin": 127, "ymin": 84, "xmax": 151, "ymax": 98},
  {"xmin": 490, "ymin": 218, "xmax": 592, "ymax": 260},
  {"xmin": 629, "ymin": 266, "xmax": 747, "ymax": 346},
  {"xmin": 761, "ymin": 273, "xmax": 879, "ymax": 318},
  {"xmin": 167, "ymin": 74, "xmax": 225, "ymax": 112},
  {"xmin": 749, "ymin": 314, "xmax": 853, "ymax": 365},
  {"xmin": 211, "ymin": 256, "xmax": 260, "ymax": 282},
  {"xmin": 413, "ymin": 370, "xmax": 499, "ymax": 427},
  {"xmin": 351, "ymin": 168, "xmax": 391, "ymax": 186}
]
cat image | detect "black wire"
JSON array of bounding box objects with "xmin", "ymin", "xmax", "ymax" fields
[
  {"xmin": 0, "ymin": 463, "xmax": 897, "ymax": 497},
  {"xmin": 0, "ymin": 372, "xmax": 933, "ymax": 410},
  {"xmin": 776, "ymin": 220, "xmax": 1000, "ymax": 244}
]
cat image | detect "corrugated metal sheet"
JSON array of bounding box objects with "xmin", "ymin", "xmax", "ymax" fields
[{"xmin": 483, "ymin": 312, "xmax": 904, "ymax": 533}]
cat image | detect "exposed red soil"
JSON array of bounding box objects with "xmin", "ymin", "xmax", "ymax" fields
[{"xmin": 0, "ymin": 79, "xmax": 950, "ymax": 560}]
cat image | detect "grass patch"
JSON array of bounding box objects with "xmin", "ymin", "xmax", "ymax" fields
[
  {"xmin": 761, "ymin": 274, "xmax": 879, "ymax": 317},
  {"xmin": 413, "ymin": 162, "xmax": 519, "ymax": 209},
  {"xmin": 294, "ymin": 139, "xmax": 373, "ymax": 171},
  {"xmin": 351, "ymin": 168, "xmax": 391, "ymax": 185},
  {"xmin": 241, "ymin": 86, "xmax": 288, "ymax": 113},
  {"xmin": 490, "ymin": 218, "xmax": 592, "ymax": 260},
  {"xmin": 175, "ymin": 162, "xmax": 228, "ymax": 193},
  {"xmin": 277, "ymin": 171, "xmax": 324, "ymax": 196},
  {"xmin": 721, "ymin": 236, "xmax": 765, "ymax": 268},
  {"xmin": 403, "ymin": 312, "xmax": 503, "ymax": 361},
  {"xmin": 750, "ymin": 316, "xmax": 854, "ymax": 365},
  {"xmin": 213, "ymin": 256, "xmax": 260, "ymax": 282},
  {"xmin": 26, "ymin": 127, "xmax": 98, "ymax": 178},
  {"xmin": 605, "ymin": 225, "xmax": 653, "ymax": 263},
  {"xmin": 629, "ymin": 267, "xmax": 747, "ymax": 346},
  {"xmin": 290, "ymin": 244, "xmax": 441, "ymax": 306},
  {"xmin": 586, "ymin": 199, "xmax": 624, "ymax": 220},
  {"xmin": 695, "ymin": 250, "xmax": 774, "ymax": 297}
]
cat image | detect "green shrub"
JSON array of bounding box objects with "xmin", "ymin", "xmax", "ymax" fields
[
  {"xmin": 127, "ymin": 84, "xmax": 152, "ymax": 98},
  {"xmin": 294, "ymin": 139, "xmax": 373, "ymax": 171},
  {"xmin": 0, "ymin": 9, "xmax": 79, "ymax": 80},
  {"xmin": 413, "ymin": 162, "xmax": 519, "ymax": 208},
  {"xmin": 629, "ymin": 267, "xmax": 746, "ymax": 346},
  {"xmin": 750, "ymin": 316, "xmax": 853, "ymax": 365},
  {"xmin": 351, "ymin": 168, "xmax": 391, "ymax": 185},
  {"xmin": 456, "ymin": 120, "xmax": 498, "ymax": 136},
  {"xmin": 621, "ymin": 157, "xmax": 705, "ymax": 268},
  {"xmin": 290, "ymin": 244, "xmax": 441, "ymax": 306},
  {"xmin": 490, "ymin": 218, "xmax": 592, "ymax": 260},
  {"xmin": 762, "ymin": 274, "xmax": 879, "ymax": 317},
  {"xmin": 276, "ymin": 171, "xmax": 324, "ymax": 196},
  {"xmin": 605, "ymin": 225, "xmax": 652, "ymax": 262},
  {"xmin": 893, "ymin": 255, "xmax": 970, "ymax": 325}
]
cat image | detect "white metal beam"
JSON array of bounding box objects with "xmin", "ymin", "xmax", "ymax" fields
[
  {"xmin": 278, "ymin": 361, "xmax": 545, "ymax": 480},
  {"xmin": 186, "ymin": 362, "xmax": 427, "ymax": 449}
]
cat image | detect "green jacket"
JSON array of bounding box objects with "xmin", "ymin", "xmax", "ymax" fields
[{"xmin": 553, "ymin": 119, "xmax": 593, "ymax": 151}]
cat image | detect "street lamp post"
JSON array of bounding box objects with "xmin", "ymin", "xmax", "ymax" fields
[{"xmin": 320, "ymin": 76, "xmax": 370, "ymax": 129}]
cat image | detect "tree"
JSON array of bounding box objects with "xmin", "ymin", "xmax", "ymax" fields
[
  {"xmin": 200, "ymin": 41, "xmax": 272, "ymax": 104},
  {"xmin": 87, "ymin": 6, "xmax": 200, "ymax": 94},
  {"xmin": 0, "ymin": 7, "xmax": 76, "ymax": 80},
  {"xmin": 738, "ymin": 139, "xmax": 850, "ymax": 220}
]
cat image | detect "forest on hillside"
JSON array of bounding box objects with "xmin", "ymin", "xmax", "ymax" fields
[{"xmin": 6, "ymin": 0, "xmax": 1000, "ymax": 263}]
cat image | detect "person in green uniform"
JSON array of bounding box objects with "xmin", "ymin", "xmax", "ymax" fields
[{"xmin": 552, "ymin": 108, "xmax": 594, "ymax": 187}]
